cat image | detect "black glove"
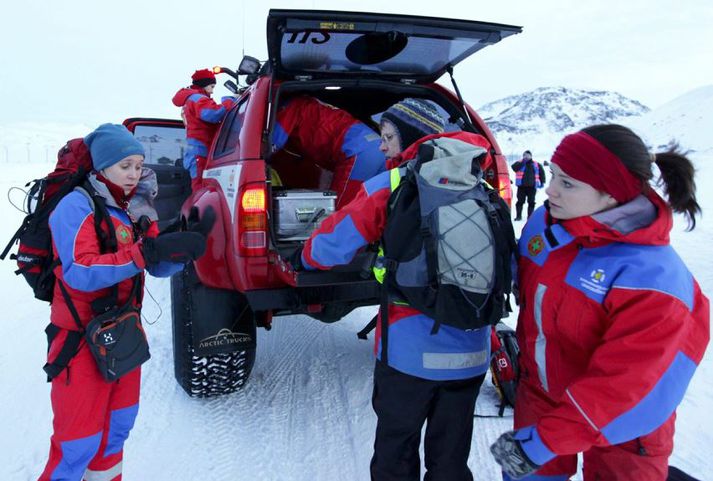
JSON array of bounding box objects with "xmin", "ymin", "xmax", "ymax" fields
[
  {"xmin": 158, "ymin": 217, "xmax": 182, "ymax": 235},
  {"xmin": 142, "ymin": 232, "xmax": 206, "ymax": 265},
  {"xmin": 187, "ymin": 206, "xmax": 216, "ymax": 236},
  {"xmin": 288, "ymin": 247, "xmax": 304, "ymax": 271},
  {"xmin": 490, "ymin": 431, "xmax": 541, "ymax": 480}
]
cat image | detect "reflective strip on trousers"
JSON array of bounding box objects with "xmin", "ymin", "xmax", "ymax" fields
[
  {"xmin": 83, "ymin": 461, "xmax": 122, "ymax": 481},
  {"xmin": 534, "ymin": 283, "xmax": 549, "ymax": 392}
]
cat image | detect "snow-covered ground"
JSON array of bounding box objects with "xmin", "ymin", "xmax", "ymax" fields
[{"xmin": 1, "ymin": 100, "xmax": 712, "ymax": 480}]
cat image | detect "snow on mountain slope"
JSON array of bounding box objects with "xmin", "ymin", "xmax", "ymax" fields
[
  {"xmin": 480, "ymin": 86, "xmax": 649, "ymax": 160},
  {"xmin": 480, "ymin": 86, "xmax": 649, "ymax": 133},
  {"xmin": 627, "ymin": 85, "xmax": 713, "ymax": 155}
]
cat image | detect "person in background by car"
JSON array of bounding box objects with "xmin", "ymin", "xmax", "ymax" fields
[
  {"xmin": 490, "ymin": 124, "xmax": 709, "ymax": 481},
  {"xmin": 38, "ymin": 124, "xmax": 213, "ymax": 481},
  {"xmin": 295, "ymin": 99, "xmax": 497, "ymax": 481},
  {"xmin": 172, "ymin": 68, "xmax": 236, "ymax": 190},
  {"xmin": 511, "ymin": 150, "xmax": 546, "ymax": 220},
  {"xmin": 271, "ymin": 95, "xmax": 386, "ymax": 209}
]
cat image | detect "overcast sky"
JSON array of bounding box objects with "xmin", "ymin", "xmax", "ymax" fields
[{"xmin": 1, "ymin": 0, "xmax": 711, "ymax": 125}]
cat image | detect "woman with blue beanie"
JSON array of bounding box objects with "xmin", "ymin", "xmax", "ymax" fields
[{"xmin": 37, "ymin": 124, "xmax": 213, "ymax": 481}]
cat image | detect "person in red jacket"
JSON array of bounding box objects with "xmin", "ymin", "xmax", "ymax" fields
[
  {"xmin": 298, "ymin": 99, "xmax": 500, "ymax": 481},
  {"xmin": 38, "ymin": 124, "xmax": 212, "ymax": 481},
  {"xmin": 172, "ymin": 69, "xmax": 236, "ymax": 189},
  {"xmin": 272, "ymin": 95, "xmax": 386, "ymax": 209},
  {"xmin": 490, "ymin": 124, "xmax": 710, "ymax": 481}
]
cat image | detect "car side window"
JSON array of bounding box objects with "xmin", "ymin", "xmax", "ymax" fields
[{"xmin": 214, "ymin": 96, "xmax": 249, "ymax": 158}]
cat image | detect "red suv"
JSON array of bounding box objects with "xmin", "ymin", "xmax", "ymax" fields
[{"xmin": 124, "ymin": 9, "xmax": 520, "ymax": 397}]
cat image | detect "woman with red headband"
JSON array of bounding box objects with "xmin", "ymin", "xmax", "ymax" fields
[{"xmin": 490, "ymin": 124, "xmax": 709, "ymax": 481}]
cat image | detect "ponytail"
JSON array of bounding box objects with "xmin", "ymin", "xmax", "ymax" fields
[
  {"xmin": 582, "ymin": 124, "xmax": 702, "ymax": 230},
  {"xmin": 654, "ymin": 145, "xmax": 701, "ymax": 230}
]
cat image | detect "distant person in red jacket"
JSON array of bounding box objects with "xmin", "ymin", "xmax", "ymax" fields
[
  {"xmin": 490, "ymin": 124, "xmax": 709, "ymax": 481},
  {"xmin": 172, "ymin": 69, "xmax": 235, "ymax": 189}
]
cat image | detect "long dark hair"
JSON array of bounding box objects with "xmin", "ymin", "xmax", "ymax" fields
[{"xmin": 582, "ymin": 124, "xmax": 701, "ymax": 230}]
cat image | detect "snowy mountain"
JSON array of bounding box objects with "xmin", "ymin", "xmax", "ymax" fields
[
  {"xmin": 479, "ymin": 86, "xmax": 650, "ymax": 160},
  {"xmin": 480, "ymin": 86, "xmax": 649, "ymax": 134}
]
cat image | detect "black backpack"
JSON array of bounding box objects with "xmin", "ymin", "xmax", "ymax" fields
[{"xmin": 380, "ymin": 137, "xmax": 517, "ymax": 337}]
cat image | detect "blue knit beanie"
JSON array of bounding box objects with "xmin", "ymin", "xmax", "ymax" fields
[
  {"xmin": 381, "ymin": 98, "xmax": 445, "ymax": 151},
  {"xmin": 84, "ymin": 124, "xmax": 145, "ymax": 171}
]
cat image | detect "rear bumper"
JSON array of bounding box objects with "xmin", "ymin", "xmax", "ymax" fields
[{"xmin": 244, "ymin": 272, "xmax": 380, "ymax": 314}]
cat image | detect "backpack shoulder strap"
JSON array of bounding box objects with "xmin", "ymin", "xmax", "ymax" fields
[
  {"xmin": 76, "ymin": 181, "xmax": 123, "ymax": 311},
  {"xmin": 73, "ymin": 185, "xmax": 95, "ymax": 213},
  {"xmin": 76, "ymin": 182, "xmax": 118, "ymax": 254}
]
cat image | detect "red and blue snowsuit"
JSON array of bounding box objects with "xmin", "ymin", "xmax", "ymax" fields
[
  {"xmin": 303, "ymin": 132, "xmax": 496, "ymax": 480},
  {"xmin": 272, "ymin": 96, "xmax": 386, "ymax": 209},
  {"xmin": 508, "ymin": 193, "xmax": 709, "ymax": 481},
  {"xmin": 38, "ymin": 173, "xmax": 182, "ymax": 481},
  {"xmin": 172, "ymin": 87, "xmax": 235, "ymax": 187}
]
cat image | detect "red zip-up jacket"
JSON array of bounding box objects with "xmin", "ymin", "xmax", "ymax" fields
[{"xmin": 509, "ymin": 192, "xmax": 709, "ymax": 466}]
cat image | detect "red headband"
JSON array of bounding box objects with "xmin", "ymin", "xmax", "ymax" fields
[{"xmin": 551, "ymin": 131, "xmax": 642, "ymax": 203}]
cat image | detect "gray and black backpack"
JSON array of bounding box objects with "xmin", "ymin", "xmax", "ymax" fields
[{"xmin": 381, "ymin": 137, "xmax": 517, "ymax": 334}]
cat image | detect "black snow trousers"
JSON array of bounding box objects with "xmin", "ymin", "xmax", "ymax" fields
[
  {"xmin": 370, "ymin": 360, "xmax": 486, "ymax": 481},
  {"xmin": 515, "ymin": 186, "xmax": 537, "ymax": 219}
]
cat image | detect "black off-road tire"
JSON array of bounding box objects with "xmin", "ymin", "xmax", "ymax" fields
[{"xmin": 171, "ymin": 264, "xmax": 256, "ymax": 397}]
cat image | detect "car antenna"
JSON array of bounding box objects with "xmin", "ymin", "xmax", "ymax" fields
[{"xmin": 241, "ymin": 2, "xmax": 246, "ymax": 58}]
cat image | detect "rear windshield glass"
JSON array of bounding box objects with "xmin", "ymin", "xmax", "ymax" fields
[{"xmin": 280, "ymin": 30, "xmax": 482, "ymax": 76}]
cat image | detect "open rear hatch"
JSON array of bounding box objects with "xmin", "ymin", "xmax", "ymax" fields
[{"xmin": 267, "ymin": 9, "xmax": 521, "ymax": 83}]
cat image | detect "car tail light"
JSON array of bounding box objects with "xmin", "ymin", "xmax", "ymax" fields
[
  {"xmin": 499, "ymin": 177, "xmax": 513, "ymax": 208},
  {"xmin": 238, "ymin": 187, "xmax": 267, "ymax": 256}
]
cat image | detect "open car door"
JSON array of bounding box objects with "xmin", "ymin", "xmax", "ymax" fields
[
  {"xmin": 123, "ymin": 118, "xmax": 191, "ymax": 230},
  {"xmin": 267, "ymin": 9, "xmax": 521, "ymax": 83}
]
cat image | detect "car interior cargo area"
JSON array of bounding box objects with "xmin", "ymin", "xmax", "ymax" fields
[{"xmin": 267, "ymin": 84, "xmax": 479, "ymax": 262}]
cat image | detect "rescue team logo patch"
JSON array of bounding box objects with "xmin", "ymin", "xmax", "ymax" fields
[
  {"xmin": 578, "ymin": 267, "xmax": 608, "ymax": 296},
  {"xmin": 527, "ymin": 235, "xmax": 544, "ymax": 256},
  {"xmin": 116, "ymin": 225, "xmax": 132, "ymax": 244},
  {"xmin": 590, "ymin": 268, "xmax": 606, "ymax": 284}
]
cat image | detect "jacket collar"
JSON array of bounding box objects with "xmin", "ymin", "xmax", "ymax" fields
[
  {"xmin": 87, "ymin": 169, "xmax": 159, "ymax": 221},
  {"xmin": 546, "ymin": 191, "xmax": 671, "ymax": 248}
]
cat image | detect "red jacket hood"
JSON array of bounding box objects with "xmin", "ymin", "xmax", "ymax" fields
[
  {"xmin": 172, "ymin": 87, "xmax": 207, "ymax": 107},
  {"xmin": 385, "ymin": 131, "xmax": 493, "ymax": 171},
  {"xmin": 553, "ymin": 190, "xmax": 672, "ymax": 247}
]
